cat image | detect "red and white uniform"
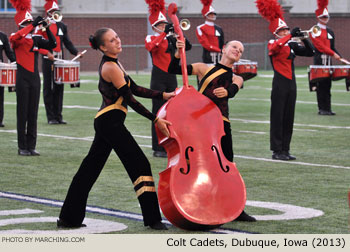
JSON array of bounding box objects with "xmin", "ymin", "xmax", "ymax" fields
[
  {"xmin": 196, "ymin": 21, "xmax": 224, "ymax": 63},
  {"xmin": 145, "ymin": 32, "xmax": 170, "ymax": 73},
  {"xmin": 10, "ymin": 24, "xmax": 56, "ymax": 150},
  {"xmin": 309, "ymin": 22, "xmax": 340, "ymax": 112}
]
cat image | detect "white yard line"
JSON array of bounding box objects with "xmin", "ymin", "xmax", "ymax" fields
[
  {"xmin": 1, "ymin": 129, "xmax": 349, "ymax": 170},
  {"xmin": 229, "ymin": 118, "xmax": 350, "ymax": 130},
  {"xmin": 235, "ymin": 97, "xmax": 350, "ymax": 107}
]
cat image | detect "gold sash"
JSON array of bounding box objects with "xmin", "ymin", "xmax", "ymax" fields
[{"xmin": 198, "ymin": 67, "xmax": 229, "ymax": 122}]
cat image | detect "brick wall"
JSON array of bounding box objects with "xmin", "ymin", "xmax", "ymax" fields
[{"xmin": 2, "ymin": 14, "xmax": 350, "ymax": 71}]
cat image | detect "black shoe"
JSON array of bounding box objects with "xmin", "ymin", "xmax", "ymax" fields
[
  {"xmin": 18, "ymin": 149, "xmax": 31, "ymax": 156},
  {"xmin": 29, "ymin": 149, "xmax": 40, "ymax": 156},
  {"xmin": 0, "ymin": 122, "xmax": 4, "ymax": 127},
  {"xmin": 48, "ymin": 119, "xmax": 59, "ymax": 125},
  {"xmin": 149, "ymin": 221, "xmax": 168, "ymax": 230},
  {"xmin": 272, "ymin": 151, "xmax": 289, "ymax": 161},
  {"xmin": 57, "ymin": 219, "xmax": 87, "ymax": 229},
  {"xmin": 153, "ymin": 151, "xmax": 167, "ymax": 158},
  {"xmin": 234, "ymin": 211, "xmax": 256, "ymax": 222},
  {"xmin": 58, "ymin": 120, "xmax": 67, "ymax": 124},
  {"xmin": 282, "ymin": 151, "xmax": 296, "ymax": 160},
  {"xmin": 318, "ymin": 110, "xmax": 336, "ymax": 116}
]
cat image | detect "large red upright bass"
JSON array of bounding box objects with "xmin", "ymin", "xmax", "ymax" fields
[{"xmin": 155, "ymin": 3, "xmax": 246, "ymax": 230}]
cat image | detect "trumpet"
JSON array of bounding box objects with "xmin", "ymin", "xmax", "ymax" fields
[
  {"xmin": 40, "ymin": 11, "xmax": 63, "ymax": 31},
  {"xmin": 50, "ymin": 10, "xmax": 63, "ymax": 22},
  {"xmin": 46, "ymin": 10, "xmax": 63, "ymax": 23},
  {"xmin": 299, "ymin": 25, "xmax": 321, "ymax": 38},
  {"xmin": 180, "ymin": 19, "xmax": 190, "ymax": 31}
]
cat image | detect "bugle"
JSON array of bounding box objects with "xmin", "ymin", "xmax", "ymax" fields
[
  {"xmin": 39, "ymin": 11, "xmax": 63, "ymax": 31},
  {"xmin": 50, "ymin": 10, "xmax": 63, "ymax": 22},
  {"xmin": 179, "ymin": 19, "xmax": 190, "ymax": 31},
  {"xmin": 300, "ymin": 25, "xmax": 321, "ymax": 38}
]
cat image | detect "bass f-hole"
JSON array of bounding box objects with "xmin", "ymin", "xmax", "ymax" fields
[
  {"xmin": 179, "ymin": 146, "xmax": 194, "ymax": 175},
  {"xmin": 211, "ymin": 145, "xmax": 230, "ymax": 173}
]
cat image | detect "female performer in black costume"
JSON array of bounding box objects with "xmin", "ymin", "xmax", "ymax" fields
[{"xmin": 58, "ymin": 28, "xmax": 174, "ymax": 230}]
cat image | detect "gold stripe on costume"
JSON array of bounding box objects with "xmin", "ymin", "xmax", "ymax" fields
[
  {"xmin": 199, "ymin": 68, "xmax": 227, "ymax": 94},
  {"xmin": 135, "ymin": 186, "xmax": 156, "ymax": 197},
  {"xmin": 95, "ymin": 102, "xmax": 127, "ymax": 118},
  {"xmin": 223, "ymin": 116, "xmax": 230, "ymax": 122},
  {"xmin": 133, "ymin": 176, "xmax": 154, "ymax": 186},
  {"xmin": 95, "ymin": 80, "xmax": 131, "ymax": 118}
]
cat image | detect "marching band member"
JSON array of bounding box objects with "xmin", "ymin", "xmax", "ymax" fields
[
  {"xmin": 145, "ymin": 0, "xmax": 191, "ymax": 158},
  {"xmin": 168, "ymin": 39, "xmax": 256, "ymax": 222},
  {"xmin": 256, "ymin": 0, "xmax": 314, "ymax": 161},
  {"xmin": 0, "ymin": 30, "xmax": 16, "ymax": 127},
  {"xmin": 9, "ymin": 0, "xmax": 56, "ymax": 156},
  {"xmin": 196, "ymin": 0, "xmax": 224, "ymax": 64},
  {"xmin": 40, "ymin": 0, "xmax": 82, "ymax": 125},
  {"xmin": 309, "ymin": 0, "xmax": 345, "ymax": 115},
  {"xmin": 58, "ymin": 27, "xmax": 174, "ymax": 230}
]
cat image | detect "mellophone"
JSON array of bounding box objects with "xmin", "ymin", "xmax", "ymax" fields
[
  {"xmin": 0, "ymin": 62, "xmax": 17, "ymax": 92},
  {"xmin": 233, "ymin": 59, "xmax": 258, "ymax": 81},
  {"xmin": 308, "ymin": 65, "xmax": 350, "ymax": 91}
]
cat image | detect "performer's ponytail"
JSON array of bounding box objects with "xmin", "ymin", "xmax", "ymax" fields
[{"xmin": 89, "ymin": 27, "xmax": 110, "ymax": 51}]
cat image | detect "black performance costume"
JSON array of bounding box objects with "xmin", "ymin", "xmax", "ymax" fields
[
  {"xmin": 0, "ymin": 31, "xmax": 16, "ymax": 126},
  {"xmin": 40, "ymin": 21, "xmax": 78, "ymax": 123},
  {"xmin": 145, "ymin": 32, "xmax": 191, "ymax": 154},
  {"xmin": 268, "ymin": 35, "xmax": 314, "ymax": 156},
  {"xmin": 59, "ymin": 55, "xmax": 165, "ymax": 227},
  {"xmin": 10, "ymin": 24, "xmax": 56, "ymax": 152}
]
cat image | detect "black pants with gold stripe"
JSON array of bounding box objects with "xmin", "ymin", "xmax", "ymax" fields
[{"xmin": 59, "ymin": 110, "xmax": 162, "ymax": 226}]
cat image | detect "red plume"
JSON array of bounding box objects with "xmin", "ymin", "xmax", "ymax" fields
[
  {"xmin": 145, "ymin": 0, "xmax": 166, "ymax": 15},
  {"xmin": 317, "ymin": 0, "xmax": 329, "ymax": 9},
  {"xmin": 201, "ymin": 0, "xmax": 213, "ymax": 6},
  {"xmin": 255, "ymin": 0, "xmax": 284, "ymax": 22},
  {"xmin": 9, "ymin": 0, "xmax": 31, "ymax": 11}
]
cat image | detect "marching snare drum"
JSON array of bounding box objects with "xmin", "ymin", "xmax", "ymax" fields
[
  {"xmin": 309, "ymin": 65, "xmax": 331, "ymax": 83},
  {"xmin": 233, "ymin": 61, "xmax": 258, "ymax": 81},
  {"xmin": 54, "ymin": 60, "xmax": 80, "ymax": 85},
  {"xmin": 0, "ymin": 62, "xmax": 17, "ymax": 88},
  {"xmin": 331, "ymin": 66, "xmax": 350, "ymax": 81}
]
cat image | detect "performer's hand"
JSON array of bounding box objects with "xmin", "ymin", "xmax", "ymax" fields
[
  {"xmin": 213, "ymin": 87, "xmax": 228, "ymax": 98},
  {"xmin": 77, "ymin": 51, "xmax": 84, "ymax": 58},
  {"xmin": 333, "ymin": 53, "xmax": 341, "ymax": 61},
  {"xmin": 232, "ymin": 74, "xmax": 244, "ymax": 88},
  {"xmin": 41, "ymin": 20, "xmax": 50, "ymax": 28},
  {"xmin": 163, "ymin": 92, "xmax": 175, "ymax": 100},
  {"xmin": 175, "ymin": 39, "xmax": 185, "ymax": 58},
  {"xmin": 291, "ymin": 27, "xmax": 302, "ymax": 37},
  {"xmin": 32, "ymin": 16, "xmax": 44, "ymax": 27},
  {"xmin": 164, "ymin": 23, "xmax": 174, "ymax": 34},
  {"xmin": 156, "ymin": 118, "xmax": 172, "ymax": 137},
  {"xmin": 175, "ymin": 39, "xmax": 185, "ymax": 49},
  {"xmin": 47, "ymin": 52, "xmax": 55, "ymax": 61}
]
